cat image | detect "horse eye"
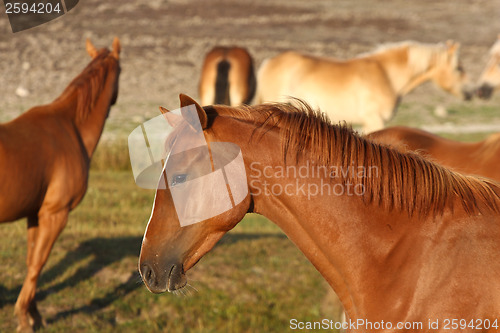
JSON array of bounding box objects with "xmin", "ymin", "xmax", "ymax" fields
[{"xmin": 171, "ymin": 174, "xmax": 187, "ymax": 186}]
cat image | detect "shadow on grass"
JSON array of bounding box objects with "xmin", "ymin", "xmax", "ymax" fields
[
  {"xmin": 0, "ymin": 236, "xmax": 143, "ymax": 311},
  {"xmin": 40, "ymin": 236, "xmax": 143, "ymax": 298},
  {"xmin": 0, "ymin": 232, "xmax": 286, "ymax": 323},
  {"xmin": 0, "ymin": 284, "xmax": 20, "ymax": 308}
]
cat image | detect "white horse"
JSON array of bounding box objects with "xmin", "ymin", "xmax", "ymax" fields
[{"xmin": 256, "ymin": 41, "xmax": 471, "ymax": 132}]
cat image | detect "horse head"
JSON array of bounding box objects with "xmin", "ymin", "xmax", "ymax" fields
[
  {"xmin": 433, "ymin": 41, "xmax": 473, "ymax": 100},
  {"xmin": 138, "ymin": 95, "xmax": 252, "ymax": 293},
  {"xmin": 477, "ymin": 35, "xmax": 500, "ymax": 100}
]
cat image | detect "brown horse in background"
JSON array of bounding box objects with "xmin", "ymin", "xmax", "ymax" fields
[
  {"xmin": 256, "ymin": 41, "xmax": 471, "ymax": 132},
  {"xmin": 477, "ymin": 34, "xmax": 500, "ymax": 99},
  {"xmin": 368, "ymin": 126, "xmax": 500, "ymax": 182},
  {"xmin": 199, "ymin": 46, "xmax": 256, "ymax": 106},
  {"xmin": 139, "ymin": 95, "xmax": 500, "ymax": 332},
  {"xmin": 0, "ymin": 38, "xmax": 121, "ymax": 332}
]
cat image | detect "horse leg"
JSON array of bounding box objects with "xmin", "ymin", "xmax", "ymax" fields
[
  {"xmin": 26, "ymin": 216, "xmax": 45, "ymax": 330},
  {"xmin": 14, "ymin": 217, "xmax": 39, "ymax": 332},
  {"xmin": 14, "ymin": 210, "xmax": 68, "ymax": 332}
]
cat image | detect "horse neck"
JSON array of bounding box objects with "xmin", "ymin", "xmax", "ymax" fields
[
  {"xmin": 68, "ymin": 71, "xmax": 117, "ymax": 158},
  {"xmin": 371, "ymin": 46, "xmax": 435, "ymax": 96},
  {"xmin": 214, "ymin": 118, "xmax": 429, "ymax": 320}
]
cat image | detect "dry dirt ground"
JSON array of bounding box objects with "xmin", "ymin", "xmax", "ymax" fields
[{"xmin": 1, "ymin": 0, "xmax": 500, "ymax": 138}]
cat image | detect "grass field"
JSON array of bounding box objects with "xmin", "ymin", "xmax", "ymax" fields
[
  {"xmin": 0, "ymin": 168, "xmax": 334, "ymax": 332},
  {"xmin": 1, "ymin": 0, "xmax": 499, "ymax": 330},
  {"xmin": 0, "ymin": 99, "xmax": 498, "ymax": 332},
  {"xmin": 0, "ymin": 151, "xmax": 335, "ymax": 332}
]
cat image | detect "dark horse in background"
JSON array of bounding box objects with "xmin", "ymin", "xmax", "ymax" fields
[
  {"xmin": 0, "ymin": 38, "xmax": 121, "ymax": 332},
  {"xmin": 199, "ymin": 46, "xmax": 256, "ymax": 106}
]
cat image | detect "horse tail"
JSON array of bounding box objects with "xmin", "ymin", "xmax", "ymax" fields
[
  {"xmin": 244, "ymin": 60, "xmax": 257, "ymax": 104},
  {"xmin": 215, "ymin": 59, "xmax": 231, "ymax": 105}
]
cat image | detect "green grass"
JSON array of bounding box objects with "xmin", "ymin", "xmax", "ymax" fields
[
  {"xmin": 387, "ymin": 101, "xmax": 500, "ymax": 128},
  {"xmin": 0, "ymin": 170, "xmax": 334, "ymax": 332},
  {"xmin": 1, "ymin": 99, "xmax": 498, "ymax": 332},
  {"xmin": 91, "ymin": 139, "xmax": 132, "ymax": 171}
]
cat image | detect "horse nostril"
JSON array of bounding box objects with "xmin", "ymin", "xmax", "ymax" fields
[
  {"xmin": 140, "ymin": 263, "xmax": 156, "ymax": 287},
  {"xmin": 477, "ymin": 85, "xmax": 493, "ymax": 99},
  {"xmin": 464, "ymin": 90, "xmax": 473, "ymax": 101}
]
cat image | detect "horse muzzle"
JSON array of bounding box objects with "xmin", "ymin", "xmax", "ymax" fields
[
  {"xmin": 476, "ymin": 84, "xmax": 494, "ymax": 100},
  {"xmin": 139, "ymin": 261, "xmax": 187, "ymax": 294},
  {"xmin": 462, "ymin": 88, "xmax": 474, "ymax": 101}
]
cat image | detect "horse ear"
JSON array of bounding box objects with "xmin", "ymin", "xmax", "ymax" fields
[
  {"xmin": 111, "ymin": 37, "xmax": 121, "ymax": 59},
  {"xmin": 159, "ymin": 106, "xmax": 169, "ymax": 115},
  {"xmin": 446, "ymin": 40, "xmax": 460, "ymax": 54},
  {"xmin": 86, "ymin": 39, "xmax": 98, "ymax": 58},
  {"xmin": 179, "ymin": 94, "xmax": 208, "ymax": 130},
  {"xmin": 160, "ymin": 106, "xmax": 183, "ymax": 128}
]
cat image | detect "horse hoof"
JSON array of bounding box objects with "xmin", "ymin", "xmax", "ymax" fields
[
  {"xmin": 29, "ymin": 312, "xmax": 46, "ymax": 330},
  {"xmin": 16, "ymin": 324, "xmax": 34, "ymax": 333}
]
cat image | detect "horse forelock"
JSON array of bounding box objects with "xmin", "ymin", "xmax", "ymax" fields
[
  {"xmin": 207, "ymin": 102, "xmax": 500, "ymax": 217},
  {"xmin": 60, "ymin": 49, "xmax": 119, "ymax": 123}
]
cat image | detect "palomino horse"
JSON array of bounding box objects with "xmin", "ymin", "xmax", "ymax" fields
[
  {"xmin": 199, "ymin": 46, "xmax": 256, "ymax": 106},
  {"xmin": 368, "ymin": 126, "xmax": 500, "ymax": 182},
  {"xmin": 477, "ymin": 34, "xmax": 500, "ymax": 99},
  {"xmin": 139, "ymin": 95, "xmax": 500, "ymax": 332},
  {"xmin": 256, "ymin": 41, "xmax": 471, "ymax": 132},
  {"xmin": 0, "ymin": 38, "xmax": 121, "ymax": 332}
]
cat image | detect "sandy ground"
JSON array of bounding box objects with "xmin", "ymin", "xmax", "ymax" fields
[{"xmin": 1, "ymin": 0, "xmax": 500, "ymax": 139}]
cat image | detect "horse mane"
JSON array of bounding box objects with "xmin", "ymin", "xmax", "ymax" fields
[
  {"xmin": 206, "ymin": 102, "xmax": 500, "ymax": 216},
  {"xmin": 360, "ymin": 41, "xmax": 454, "ymax": 74},
  {"xmin": 55, "ymin": 49, "xmax": 118, "ymax": 123}
]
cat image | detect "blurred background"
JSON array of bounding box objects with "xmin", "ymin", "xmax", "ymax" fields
[{"xmin": 1, "ymin": 0, "xmax": 499, "ymax": 331}]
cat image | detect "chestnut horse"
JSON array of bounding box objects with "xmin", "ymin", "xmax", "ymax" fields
[
  {"xmin": 199, "ymin": 46, "xmax": 256, "ymax": 106},
  {"xmin": 368, "ymin": 126, "xmax": 500, "ymax": 182},
  {"xmin": 0, "ymin": 38, "xmax": 121, "ymax": 332},
  {"xmin": 256, "ymin": 41, "xmax": 471, "ymax": 132},
  {"xmin": 139, "ymin": 95, "xmax": 500, "ymax": 332},
  {"xmin": 477, "ymin": 34, "xmax": 500, "ymax": 99}
]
